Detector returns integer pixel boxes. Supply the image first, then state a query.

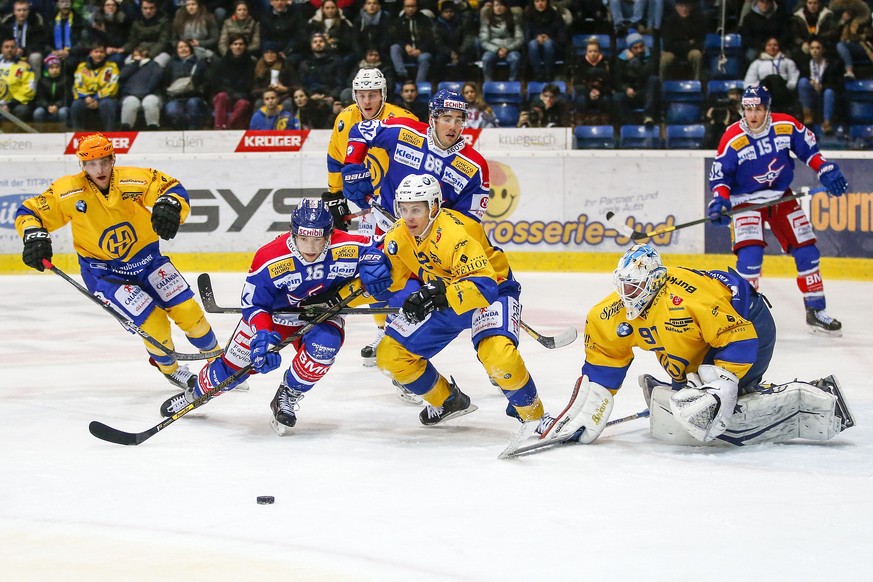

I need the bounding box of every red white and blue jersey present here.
[345,117,490,222]
[241,230,374,332]
[708,113,827,206]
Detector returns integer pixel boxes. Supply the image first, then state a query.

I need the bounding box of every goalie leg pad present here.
[650,386,710,445]
[546,376,614,444]
[670,365,739,442]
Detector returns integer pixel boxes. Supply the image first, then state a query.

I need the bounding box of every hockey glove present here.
[22,228,53,272]
[322,191,351,231]
[250,329,282,374]
[341,163,374,209]
[401,279,448,324]
[818,163,848,197]
[707,195,732,226]
[298,288,342,322]
[358,250,392,298]
[151,195,183,240]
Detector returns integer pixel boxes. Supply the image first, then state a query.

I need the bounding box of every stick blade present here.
[89,421,148,446]
[543,327,578,349]
[197,273,219,313]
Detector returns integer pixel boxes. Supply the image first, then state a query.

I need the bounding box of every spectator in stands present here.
[124,0,172,68]
[831,0,872,80]
[291,85,332,128]
[479,0,522,82]
[163,38,209,129]
[608,0,665,36]
[388,0,434,84]
[353,0,392,60]
[659,0,704,81]
[798,36,843,134]
[703,85,741,148]
[252,42,299,109]
[47,0,86,75]
[462,81,498,128]
[612,29,659,126]
[172,0,219,61]
[298,31,343,100]
[118,43,163,129]
[210,33,255,128]
[306,0,357,80]
[518,82,571,127]
[218,0,261,56]
[744,36,800,114]
[260,0,305,67]
[392,78,428,118]
[343,46,396,102]
[432,0,478,82]
[2,0,46,73]
[572,35,612,125]
[523,0,567,82]
[205,0,234,25]
[0,36,36,120]
[33,54,70,125]
[70,42,120,130]
[787,0,838,64]
[85,0,130,67]
[249,85,297,128]
[738,0,789,64]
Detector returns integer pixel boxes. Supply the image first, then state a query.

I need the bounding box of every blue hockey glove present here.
[22,228,52,271]
[341,163,374,209]
[818,163,848,197]
[402,279,448,324]
[359,250,392,298]
[151,194,182,239]
[250,329,282,374]
[707,195,732,226]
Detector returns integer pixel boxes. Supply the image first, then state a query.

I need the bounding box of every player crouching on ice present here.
[543,244,853,447]
[160,198,392,435]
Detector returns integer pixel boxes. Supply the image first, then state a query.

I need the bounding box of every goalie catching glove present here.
[402,279,448,324]
[250,329,282,373]
[341,163,374,209]
[669,364,739,442]
[22,228,53,271]
[151,195,183,240]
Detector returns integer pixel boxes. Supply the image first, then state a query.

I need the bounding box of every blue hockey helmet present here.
[291,198,333,238]
[429,89,467,120]
[613,244,667,320]
[741,85,771,110]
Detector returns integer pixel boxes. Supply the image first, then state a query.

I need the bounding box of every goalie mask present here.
[394,174,442,236]
[352,68,387,118]
[613,244,667,320]
[290,198,333,259]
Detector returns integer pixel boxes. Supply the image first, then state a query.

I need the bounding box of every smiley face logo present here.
[485,160,520,220]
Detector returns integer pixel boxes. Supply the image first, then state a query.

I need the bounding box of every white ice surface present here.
[1,271,871,581]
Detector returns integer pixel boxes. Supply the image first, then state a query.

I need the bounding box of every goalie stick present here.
[45,260,222,361]
[197,273,399,315]
[88,287,366,446]
[606,187,825,241]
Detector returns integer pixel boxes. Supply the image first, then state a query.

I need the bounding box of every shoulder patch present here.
[774,123,793,135]
[268,258,295,278]
[730,135,750,150]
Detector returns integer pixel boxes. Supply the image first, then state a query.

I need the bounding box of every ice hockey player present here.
[324,67,417,367]
[708,84,848,336]
[159,198,392,435]
[15,133,220,390]
[547,244,853,447]
[372,174,554,442]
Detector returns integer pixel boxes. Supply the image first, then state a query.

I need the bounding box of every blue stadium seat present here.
[662,80,703,124]
[574,125,615,149]
[527,80,568,100]
[846,80,873,124]
[437,81,463,93]
[483,81,523,105]
[417,82,433,103]
[619,125,662,149]
[707,79,744,100]
[665,124,706,149]
[492,103,520,127]
[704,33,743,80]
[849,124,873,149]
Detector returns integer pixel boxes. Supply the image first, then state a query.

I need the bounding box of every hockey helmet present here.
[613,244,667,320]
[76,133,114,161]
[394,174,442,224]
[291,198,334,239]
[741,85,771,111]
[428,89,467,120]
[352,68,387,104]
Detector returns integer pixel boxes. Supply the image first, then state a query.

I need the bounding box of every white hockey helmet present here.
[613,244,667,320]
[394,174,442,230]
[352,68,387,113]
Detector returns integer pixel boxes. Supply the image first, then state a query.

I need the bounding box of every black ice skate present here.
[812,375,855,431]
[360,327,385,367]
[160,388,195,418]
[163,363,197,391]
[270,384,305,436]
[806,308,842,337]
[419,380,477,426]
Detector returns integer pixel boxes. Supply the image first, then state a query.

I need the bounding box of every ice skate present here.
[419,380,477,426]
[270,384,305,436]
[360,327,385,367]
[394,380,423,405]
[806,308,842,337]
[160,387,195,418]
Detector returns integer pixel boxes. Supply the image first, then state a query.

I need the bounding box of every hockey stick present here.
[606,187,825,241]
[88,288,366,446]
[499,409,651,459]
[196,273,399,315]
[44,260,222,361]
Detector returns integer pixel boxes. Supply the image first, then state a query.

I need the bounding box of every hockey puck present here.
[256,496,275,505]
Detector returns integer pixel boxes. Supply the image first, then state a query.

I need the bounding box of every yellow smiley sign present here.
[485,160,520,220]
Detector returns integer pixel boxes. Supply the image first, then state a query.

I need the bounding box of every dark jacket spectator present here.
[298,31,343,99]
[2,0,47,72]
[739,0,790,63]
[788,0,839,62]
[119,51,164,98]
[171,0,220,60]
[518,82,571,127]
[124,0,172,65]
[432,0,477,81]
[354,0,392,58]
[83,0,131,66]
[218,0,261,56]
[522,0,567,82]
[659,0,706,81]
[251,44,301,107]
[260,0,305,65]
[209,33,256,127]
[162,39,210,129]
[306,0,357,78]
[572,36,612,124]
[291,85,332,129]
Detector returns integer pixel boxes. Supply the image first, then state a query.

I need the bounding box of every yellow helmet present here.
[76,133,114,161]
